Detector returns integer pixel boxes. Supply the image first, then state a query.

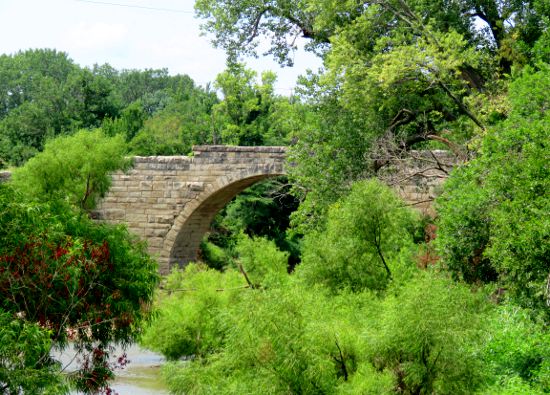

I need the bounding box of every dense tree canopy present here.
[436,65,550,313]
[0,0,548,392]
[196,0,550,231]
[196,0,550,69]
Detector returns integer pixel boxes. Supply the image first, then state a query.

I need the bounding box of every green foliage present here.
[159,281,372,395]
[211,64,292,146]
[0,50,128,166]
[0,51,220,168]
[102,100,147,140]
[197,0,549,234]
[129,94,216,156]
[297,179,419,292]
[146,261,497,395]
[129,107,190,156]
[196,0,548,70]
[287,85,374,232]
[141,264,246,361]
[436,65,550,312]
[199,240,231,271]
[11,129,129,211]
[366,272,490,394]
[433,161,496,283]
[64,67,119,129]
[480,306,550,393]
[0,309,67,394]
[0,183,158,393]
[235,234,289,288]
[203,178,300,269]
[195,0,328,65]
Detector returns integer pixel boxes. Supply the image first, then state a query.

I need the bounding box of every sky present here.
[0,0,322,94]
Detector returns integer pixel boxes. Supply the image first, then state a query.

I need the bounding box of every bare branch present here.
[245,9,268,45]
[334,339,349,381]
[437,81,485,131]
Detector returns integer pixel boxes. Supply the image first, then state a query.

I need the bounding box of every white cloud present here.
[138,36,226,84]
[64,22,129,51]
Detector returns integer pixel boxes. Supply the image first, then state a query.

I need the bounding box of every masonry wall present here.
[381,150,456,215]
[93,146,286,273]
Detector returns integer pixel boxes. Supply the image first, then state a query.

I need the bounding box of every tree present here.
[129,94,216,156]
[435,64,550,313]
[211,64,288,146]
[0,49,80,165]
[140,263,245,362]
[0,183,159,393]
[198,1,550,231]
[195,0,332,65]
[364,271,491,394]
[196,0,549,71]
[1,127,159,392]
[11,129,129,211]
[296,179,419,292]
[64,67,120,129]
[102,100,147,141]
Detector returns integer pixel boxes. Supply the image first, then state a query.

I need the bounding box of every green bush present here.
[436,65,550,312]
[0,309,68,394]
[152,269,498,395]
[200,239,231,271]
[235,234,289,288]
[159,281,376,394]
[11,128,129,211]
[296,178,419,292]
[141,264,246,361]
[366,272,491,394]
[0,183,158,393]
[480,305,550,394]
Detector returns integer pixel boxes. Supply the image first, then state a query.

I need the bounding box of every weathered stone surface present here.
[94,146,288,273]
[0,171,11,182]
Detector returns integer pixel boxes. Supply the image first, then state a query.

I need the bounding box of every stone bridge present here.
[93,146,454,274]
[0,146,454,273]
[93,146,286,273]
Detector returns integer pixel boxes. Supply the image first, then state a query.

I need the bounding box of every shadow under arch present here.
[162,166,285,270]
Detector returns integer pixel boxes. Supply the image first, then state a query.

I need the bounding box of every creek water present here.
[55,344,169,394]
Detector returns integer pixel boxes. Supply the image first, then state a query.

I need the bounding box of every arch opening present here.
[164,172,285,270]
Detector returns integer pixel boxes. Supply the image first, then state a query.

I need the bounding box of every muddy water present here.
[56,344,169,394]
[109,345,169,394]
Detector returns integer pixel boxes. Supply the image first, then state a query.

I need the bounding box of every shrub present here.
[436,65,550,313]
[296,178,419,292]
[11,129,129,211]
[0,184,158,393]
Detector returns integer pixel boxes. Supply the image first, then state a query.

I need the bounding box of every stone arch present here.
[161,166,285,270]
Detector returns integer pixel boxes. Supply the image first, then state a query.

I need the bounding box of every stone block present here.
[147,237,164,249]
[147,215,174,225]
[140,181,153,189]
[172,181,186,190]
[187,182,204,191]
[126,213,147,223]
